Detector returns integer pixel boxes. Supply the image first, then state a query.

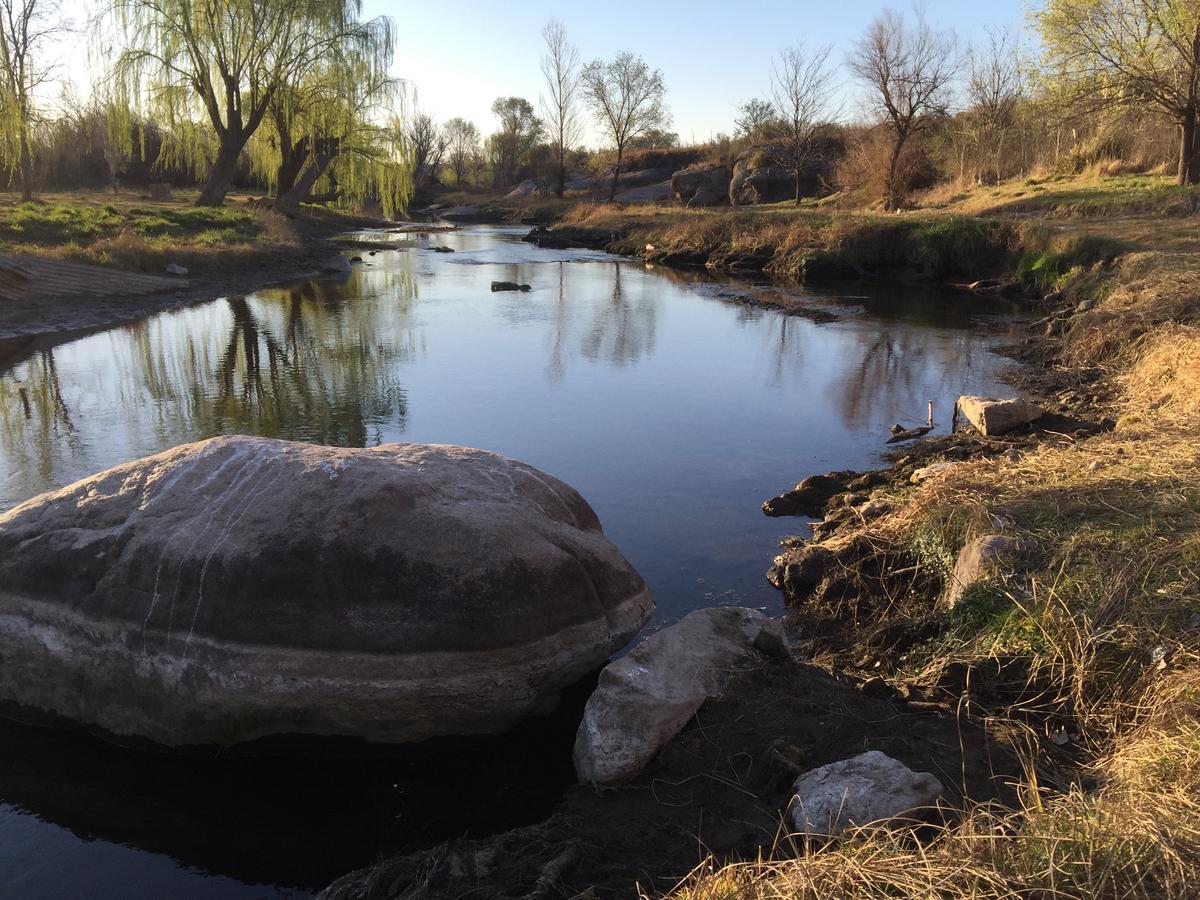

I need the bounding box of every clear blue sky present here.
[373,0,1029,144]
[56,0,1029,144]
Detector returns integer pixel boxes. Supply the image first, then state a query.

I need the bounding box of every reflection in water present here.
[0,226,1018,898]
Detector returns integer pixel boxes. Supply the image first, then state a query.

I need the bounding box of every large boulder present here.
[0,436,653,748]
[612,182,673,204]
[789,750,944,835]
[671,164,730,204]
[729,147,795,205]
[957,395,1044,436]
[573,607,783,784]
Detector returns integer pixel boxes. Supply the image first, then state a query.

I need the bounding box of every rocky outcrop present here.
[789,750,944,835]
[730,148,794,205]
[671,164,730,204]
[957,396,1044,436]
[573,607,784,784]
[0,436,653,747]
[505,178,543,199]
[613,182,672,203]
[687,188,723,208]
[945,534,1024,607]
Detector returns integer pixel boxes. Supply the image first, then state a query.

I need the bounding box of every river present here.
[0,224,1018,897]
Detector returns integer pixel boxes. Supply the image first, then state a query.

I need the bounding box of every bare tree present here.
[0,0,69,200]
[771,43,838,203]
[408,111,447,187]
[734,98,778,139]
[540,18,581,198]
[965,26,1022,185]
[580,52,668,201]
[849,7,958,208]
[443,116,480,185]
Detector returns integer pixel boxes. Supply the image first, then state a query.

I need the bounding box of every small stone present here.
[945,534,1024,607]
[165,263,188,276]
[911,462,956,484]
[854,499,893,522]
[789,751,944,836]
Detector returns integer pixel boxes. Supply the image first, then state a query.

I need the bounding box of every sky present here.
[54,0,1029,146]
[375,0,1029,144]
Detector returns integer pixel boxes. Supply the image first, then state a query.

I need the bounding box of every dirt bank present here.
[322,654,1018,900]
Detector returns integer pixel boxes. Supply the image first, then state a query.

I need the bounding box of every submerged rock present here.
[491,281,532,292]
[0,436,653,747]
[573,607,784,784]
[789,750,944,835]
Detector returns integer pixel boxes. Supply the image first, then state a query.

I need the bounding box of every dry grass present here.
[666,669,1200,899]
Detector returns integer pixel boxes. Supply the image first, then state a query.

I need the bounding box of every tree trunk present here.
[608,147,623,202]
[1179,109,1198,185]
[18,126,34,202]
[276,135,309,197]
[794,168,802,205]
[556,148,566,199]
[885,134,907,210]
[275,143,337,214]
[197,139,244,207]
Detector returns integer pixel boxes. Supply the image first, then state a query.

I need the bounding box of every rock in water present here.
[789,750,943,835]
[0,436,653,748]
[573,607,784,784]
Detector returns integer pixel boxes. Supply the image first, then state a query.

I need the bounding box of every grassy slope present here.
[662,173,1200,898]
[0,190,382,279]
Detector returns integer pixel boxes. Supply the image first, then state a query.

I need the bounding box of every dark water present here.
[0,225,1018,897]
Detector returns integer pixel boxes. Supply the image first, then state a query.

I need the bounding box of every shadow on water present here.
[0,226,1024,896]
[0,674,596,894]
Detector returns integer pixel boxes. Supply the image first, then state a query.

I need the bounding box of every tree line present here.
[1,1,1198,212]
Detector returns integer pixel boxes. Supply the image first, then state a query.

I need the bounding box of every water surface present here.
[0,225,1017,896]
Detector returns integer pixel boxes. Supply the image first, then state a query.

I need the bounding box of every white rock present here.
[789,750,943,835]
[957,396,1043,436]
[573,607,782,784]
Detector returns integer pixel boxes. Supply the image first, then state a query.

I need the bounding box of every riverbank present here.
[666,187,1200,896]
[322,173,1200,898]
[0,191,400,346]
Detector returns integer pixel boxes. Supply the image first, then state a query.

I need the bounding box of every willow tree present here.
[0,0,67,200]
[246,16,410,215]
[111,0,390,207]
[1039,0,1200,184]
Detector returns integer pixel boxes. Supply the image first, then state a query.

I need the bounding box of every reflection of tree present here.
[581,262,658,365]
[0,351,83,496]
[0,273,420,507]
[545,262,567,383]
[832,327,985,430]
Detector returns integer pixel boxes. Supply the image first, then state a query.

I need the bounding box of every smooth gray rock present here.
[671,164,730,203]
[789,750,943,835]
[957,395,1044,436]
[0,436,653,747]
[613,182,673,204]
[574,607,782,784]
[945,534,1024,607]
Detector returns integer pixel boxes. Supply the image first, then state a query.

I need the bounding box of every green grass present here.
[0,200,262,246]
